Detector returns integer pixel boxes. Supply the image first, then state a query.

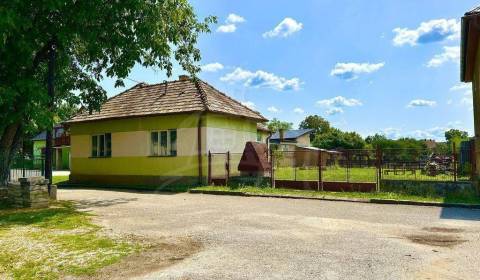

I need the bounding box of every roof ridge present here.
[199,80,264,117]
[194,79,209,111]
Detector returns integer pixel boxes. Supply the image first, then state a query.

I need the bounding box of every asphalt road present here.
[60,189,480,280]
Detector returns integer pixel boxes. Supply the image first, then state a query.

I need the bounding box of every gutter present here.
[197,112,205,185]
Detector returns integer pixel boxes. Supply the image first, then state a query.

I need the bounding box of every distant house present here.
[269,129,314,151]
[256,123,271,144]
[460,7,480,177]
[32,125,71,170]
[65,76,267,186]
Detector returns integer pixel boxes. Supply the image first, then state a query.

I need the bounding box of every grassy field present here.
[52,176,69,185]
[274,167,468,182]
[193,186,480,205]
[0,201,141,279]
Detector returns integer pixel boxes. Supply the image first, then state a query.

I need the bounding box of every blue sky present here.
[100,0,477,141]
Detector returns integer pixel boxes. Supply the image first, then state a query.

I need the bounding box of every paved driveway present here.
[60,189,480,280]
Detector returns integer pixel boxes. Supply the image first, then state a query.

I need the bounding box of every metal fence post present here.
[226,151,230,186]
[207,151,212,185]
[346,150,350,183]
[270,149,275,189]
[41,157,45,176]
[453,142,457,183]
[375,147,382,192]
[318,150,323,191]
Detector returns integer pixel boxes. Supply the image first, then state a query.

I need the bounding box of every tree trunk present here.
[0,123,23,185]
[45,45,55,188]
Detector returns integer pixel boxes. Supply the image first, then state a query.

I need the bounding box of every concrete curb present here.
[189,189,480,209]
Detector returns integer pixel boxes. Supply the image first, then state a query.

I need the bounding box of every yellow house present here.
[461,7,480,178]
[66,76,267,186]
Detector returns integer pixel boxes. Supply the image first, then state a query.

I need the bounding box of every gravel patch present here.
[60,189,480,279]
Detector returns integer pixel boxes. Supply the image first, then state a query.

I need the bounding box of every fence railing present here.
[8,156,44,182]
[207,146,475,191]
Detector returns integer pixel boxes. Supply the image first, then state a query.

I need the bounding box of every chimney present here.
[279,129,285,142]
[179,75,190,81]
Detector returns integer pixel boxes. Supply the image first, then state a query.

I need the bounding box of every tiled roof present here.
[32,126,65,141]
[465,6,480,15]
[270,129,314,140]
[256,123,270,132]
[67,78,267,123]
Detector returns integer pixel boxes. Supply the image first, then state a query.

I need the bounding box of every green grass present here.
[52,176,69,185]
[0,201,141,279]
[193,185,480,205]
[274,167,469,182]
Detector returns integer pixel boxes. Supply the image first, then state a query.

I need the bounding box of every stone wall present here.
[8,177,50,208]
[380,179,476,197]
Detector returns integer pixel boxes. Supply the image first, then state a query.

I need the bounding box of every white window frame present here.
[150,130,177,156]
[91,133,111,157]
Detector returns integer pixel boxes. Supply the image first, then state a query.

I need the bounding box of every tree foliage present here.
[0,0,216,184]
[312,128,365,150]
[267,118,293,133]
[299,115,330,135]
[445,129,469,142]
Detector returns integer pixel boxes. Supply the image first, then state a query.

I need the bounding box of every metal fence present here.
[208,145,475,192]
[8,155,44,182]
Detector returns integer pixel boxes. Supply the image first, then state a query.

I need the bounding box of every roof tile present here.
[68,79,267,123]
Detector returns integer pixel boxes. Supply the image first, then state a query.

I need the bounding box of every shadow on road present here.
[73,197,139,209]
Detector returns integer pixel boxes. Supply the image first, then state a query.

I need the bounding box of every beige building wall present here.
[296,134,311,147]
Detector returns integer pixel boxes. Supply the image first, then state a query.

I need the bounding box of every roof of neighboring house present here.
[67,78,267,124]
[32,126,66,141]
[256,123,270,132]
[461,6,480,82]
[270,129,313,141]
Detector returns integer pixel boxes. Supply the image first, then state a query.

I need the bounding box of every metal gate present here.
[207,152,230,186]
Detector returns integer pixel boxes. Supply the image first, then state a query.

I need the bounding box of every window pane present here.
[151,132,159,155]
[92,136,98,157]
[99,134,105,157]
[170,130,177,156]
[160,131,168,156]
[105,133,112,157]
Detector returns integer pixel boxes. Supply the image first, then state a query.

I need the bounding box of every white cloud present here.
[220,67,302,91]
[317,96,362,116]
[317,96,363,107]
[392,19,460,46]
[241,101,256,110]
[377,122,469,141]
[201,62,224,72]
[325,107,344,116]
[293,107,304,114]
[216,24,236,33]
[450,83,471,91]
[427,46,460,68]
[226,13,245,24]
[217,13,245,33]
[407,99,437,108]
[330,62,385,80]
[267,106,280,113]
[263,17,303,38]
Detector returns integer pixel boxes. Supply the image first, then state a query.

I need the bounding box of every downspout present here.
[194,78,209,186]
[197,112,205,185]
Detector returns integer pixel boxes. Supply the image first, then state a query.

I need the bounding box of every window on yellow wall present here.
[150,130,177,156]
[91,133,111,157]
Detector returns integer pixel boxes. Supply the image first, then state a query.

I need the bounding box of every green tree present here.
[299,115,330,135]
[267,118,293,133]
[313,128,365,150]
[0,1,216,184]
[445,129,469,142]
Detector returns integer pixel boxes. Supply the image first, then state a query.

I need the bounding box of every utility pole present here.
[44,42,56,193]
